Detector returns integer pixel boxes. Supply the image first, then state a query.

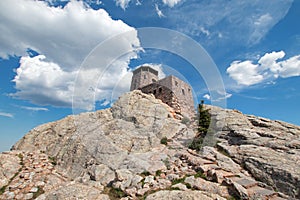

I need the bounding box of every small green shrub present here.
[185,183,192,189]
[194,171,207,180]
[141,171,151,176]
[155,170,162,176]
[171,177,185,185]
[48,156,57,166]
[160,137,168,145]
[189,100,212,151]
[188,136,203,151]
[0,185,7,195]
[109,187,127,198]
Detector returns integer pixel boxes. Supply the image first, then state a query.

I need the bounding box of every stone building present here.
[130,66,195,119]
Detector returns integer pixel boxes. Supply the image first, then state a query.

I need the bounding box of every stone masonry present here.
[130,66,195,119]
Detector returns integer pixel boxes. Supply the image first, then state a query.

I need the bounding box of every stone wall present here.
[140,83,181,118]
[130,66,159,91]
[157,76,195,119]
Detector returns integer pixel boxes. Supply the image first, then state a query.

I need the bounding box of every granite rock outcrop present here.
[0,90,298,199]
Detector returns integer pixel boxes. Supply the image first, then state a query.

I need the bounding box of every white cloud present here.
[18,106,49,112]
[155,4,165,18]
[0,112,14,118]
[12,55,77,107]
[250,13,274,44]
[199,27,210,36]
[115,0,131,10]
[0,0,138,69]
[258,50,285,74]
[202,90,232,102]
[278,55,300,78]
[1,0,141,110]
[218,90,232,98]
[133,63,166,79]
[227,60,263,86]
[168,0,292,45]
[162,0,182,7]
[227,51,300,86]
[203,94,211,100]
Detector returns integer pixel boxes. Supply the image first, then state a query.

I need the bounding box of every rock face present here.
[12,91,193,178]
[1,90,299,199]
[206,105,300,199]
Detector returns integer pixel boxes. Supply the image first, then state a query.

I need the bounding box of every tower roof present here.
[133,66,158,76]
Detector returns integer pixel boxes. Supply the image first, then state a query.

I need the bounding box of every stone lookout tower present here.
[130,65,195,119]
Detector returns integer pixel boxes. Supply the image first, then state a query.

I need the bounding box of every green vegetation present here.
[226,196,237,200]
[18,153,24,166]
[0,185,7,195]
[188,137,204,151]
[160,137,168,145]
[185,183,192,189]
[104,187,127,199]
[141,171,151,176]
[155,170,162,176]
[189,100,211,151]
[48,156,57,166]
[197,100,211,134]
[171,177,185,185]
[194,171,207,180]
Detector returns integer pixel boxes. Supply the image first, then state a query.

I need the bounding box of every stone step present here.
[212,169,239,183]
[247,186,277,198]
[199,164,222,173]
[235,178,258,189]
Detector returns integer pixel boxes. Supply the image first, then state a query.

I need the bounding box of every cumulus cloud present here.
[12,55,77,107]
[227,51,300,86]
[0,0,137,69]
[0,112,14,118]
[226,61,263,86]
[162,0,182,7]
[0,0,141,110]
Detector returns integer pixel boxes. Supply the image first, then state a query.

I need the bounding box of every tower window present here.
[144,75,147,79]
[175,81,178,86]
[182,89,185,95]
[153,89,156,95]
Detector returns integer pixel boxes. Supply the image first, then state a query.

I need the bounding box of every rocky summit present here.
[0,90,299,200]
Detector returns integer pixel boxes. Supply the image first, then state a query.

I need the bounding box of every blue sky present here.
[0,0,300,152]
